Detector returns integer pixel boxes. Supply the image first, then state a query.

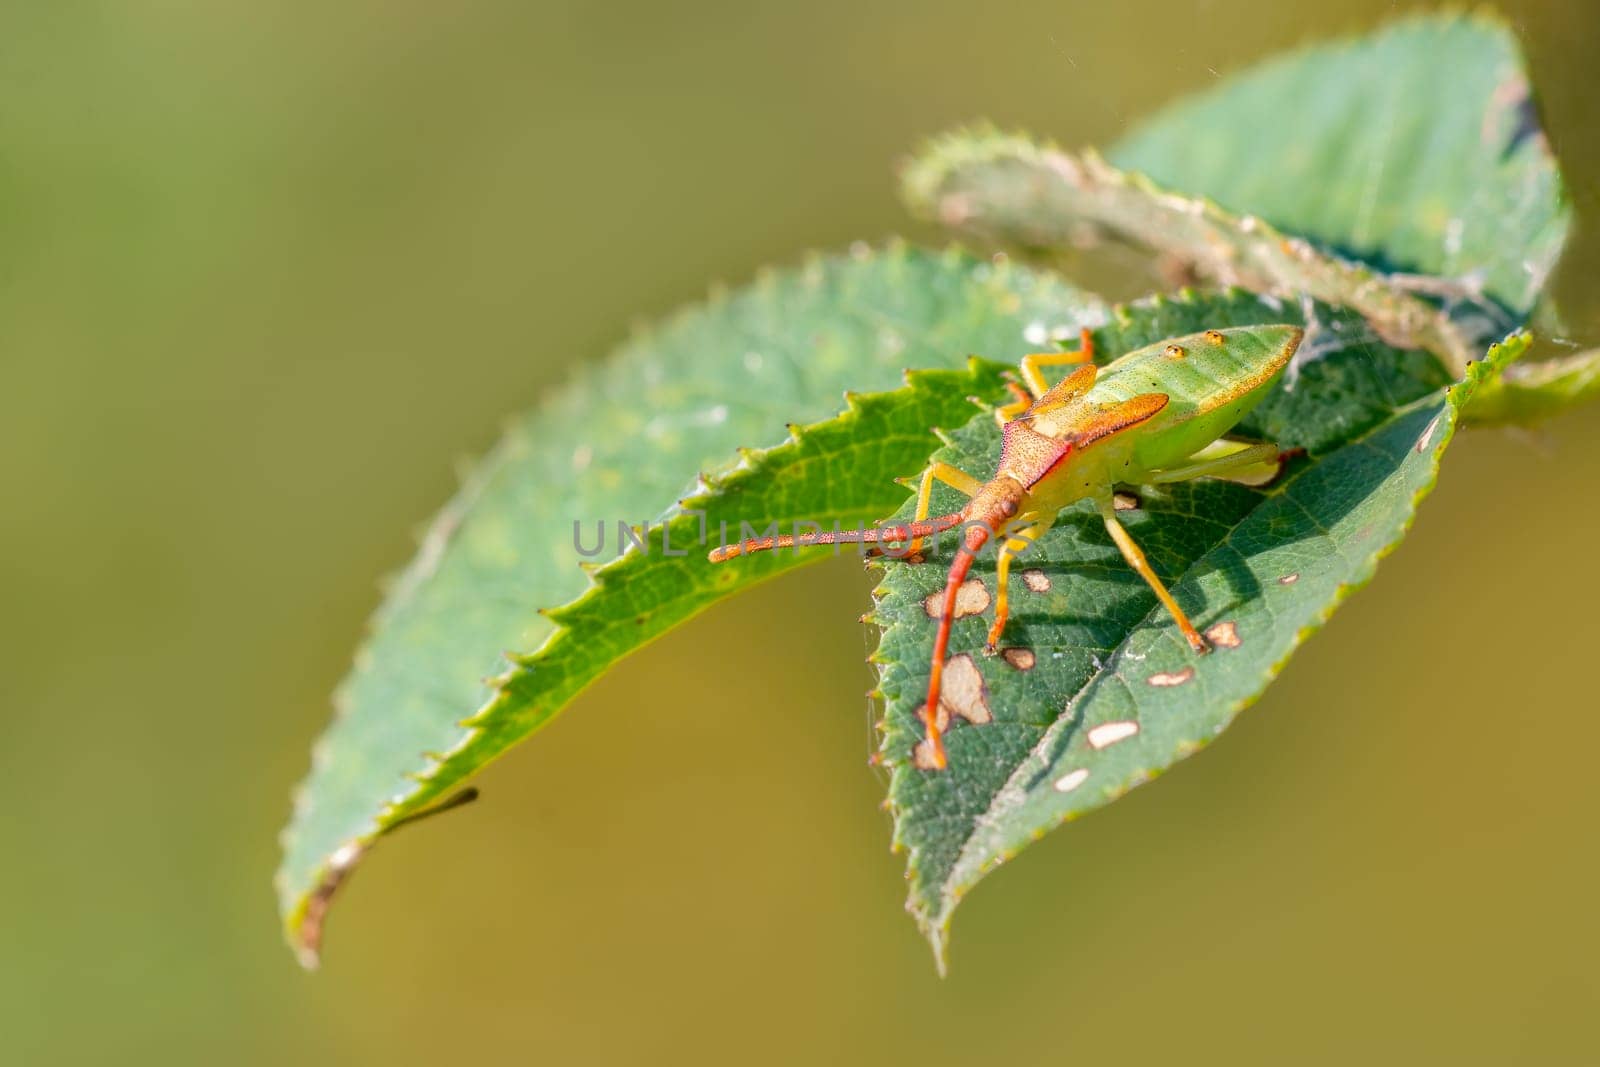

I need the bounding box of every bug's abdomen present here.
[1087,325,1302,469]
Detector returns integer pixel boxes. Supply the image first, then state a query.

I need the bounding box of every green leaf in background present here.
[903,136,1481,375]
[865,288,1526,967]
[902,12,1584,423]
[277,245,1096,964]
[1112,11,1567,319]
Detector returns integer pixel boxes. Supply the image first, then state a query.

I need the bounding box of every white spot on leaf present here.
[911,740,943,771]
[1204,621,1241,649]
[1087,720,1140,749]
[1053,768,1089,793]
[1147,667,1195,688]
[926,579,990,619]
[1416,414,1443,453]
[939,654,992,724]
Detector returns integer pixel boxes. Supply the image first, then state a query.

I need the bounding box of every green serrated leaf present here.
[867,288,1524,969]
[277,245,1096,965]
[1112,11,1568,318]
[902,13,1579,423]
[1463,346,1600,426]
[904,133,1479,376]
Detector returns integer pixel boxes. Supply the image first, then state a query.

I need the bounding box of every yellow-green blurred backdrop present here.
[5,2,1599,1063]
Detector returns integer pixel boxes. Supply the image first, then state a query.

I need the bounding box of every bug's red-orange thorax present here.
[997,417,1073,491]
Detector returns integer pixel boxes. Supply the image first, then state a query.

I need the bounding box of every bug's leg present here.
[1019,326,1096,398]
[917,526,992,770]
[1148,441,1286,486]
[983,518,1052,655]
[904,462,982,557]
[1097,499,1209,654]
[993,382,1033,426]
[997,345,1099,427]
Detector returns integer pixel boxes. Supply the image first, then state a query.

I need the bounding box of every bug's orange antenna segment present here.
[1097,500,1208,654]
[983,519,1052,654]
[707,513,966,562]
[1017,326,1095,398]
[917,522,994,769]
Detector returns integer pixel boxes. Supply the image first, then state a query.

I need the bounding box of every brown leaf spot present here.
[924,578,990,619]
[1020,569,1051,593]
[1147,667,1195,688]
[1278,572,1299,586]
[1203,330,1226,345]
[939,653,992,724]
[294,840,370,970]
[1001,647,1036,670]
[1204,621,1241,649]
[1164,343,1186,359]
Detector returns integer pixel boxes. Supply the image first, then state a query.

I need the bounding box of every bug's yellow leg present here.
[1019,326,1096,398]
[1097,501,1209,654]
[993,382,1033,427]
[907,462,983,556]
[1148,441,1285,485]
[983,518,1052,654]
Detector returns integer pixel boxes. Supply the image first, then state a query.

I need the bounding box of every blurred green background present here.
[5,1,1599,1063]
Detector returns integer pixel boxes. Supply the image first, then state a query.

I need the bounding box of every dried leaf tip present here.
[292,839,370,970]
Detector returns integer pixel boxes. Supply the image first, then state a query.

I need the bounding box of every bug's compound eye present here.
[1203,330,1226,345]
[1164,344,1186,359]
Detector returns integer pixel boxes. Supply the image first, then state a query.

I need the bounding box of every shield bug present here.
[710,324,1302,769]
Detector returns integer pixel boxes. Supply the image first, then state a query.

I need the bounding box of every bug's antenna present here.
[708,513,964,561]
